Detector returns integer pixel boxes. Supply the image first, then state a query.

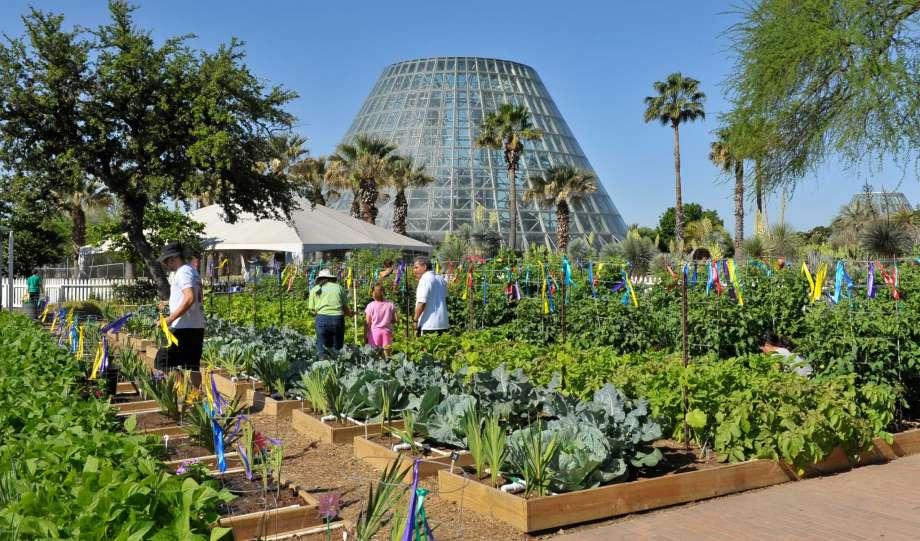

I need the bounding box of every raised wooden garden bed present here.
[164,452,245,475]
[439,429,920,533]
[212,372,263,405]
[290,408,403,445]
[115,399,160,416]
[215,474,343,541]
[247,390,304,420]
[116,381,139,394]
[353,434,474,483]
[140,424,188,439]
[438,459,795,532]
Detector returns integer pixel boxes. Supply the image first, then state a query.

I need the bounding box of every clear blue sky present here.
[3,0,918,232]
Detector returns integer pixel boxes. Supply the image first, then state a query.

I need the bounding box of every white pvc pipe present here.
[392,442,414,452]
[500,480,525,493]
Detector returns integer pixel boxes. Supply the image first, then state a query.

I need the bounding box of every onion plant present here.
[463,407,485,479]
[483,414,507,487]
[353,456,410,541]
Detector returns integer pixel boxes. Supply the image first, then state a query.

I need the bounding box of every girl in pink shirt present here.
[365,285,397,353]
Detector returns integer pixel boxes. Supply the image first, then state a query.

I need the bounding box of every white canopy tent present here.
[189,201,432,259]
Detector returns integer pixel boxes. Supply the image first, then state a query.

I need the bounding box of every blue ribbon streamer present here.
[588,262,596,298]
[706,263,714,295]
[832,260,854,303]
[867,262,877,299]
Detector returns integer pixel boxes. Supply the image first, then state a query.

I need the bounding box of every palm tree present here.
[709,130,744,255]
[266,133,309,175]
[65,179,114,271]
[290,157,336,208]
[644,73,706,251]
[644,72,705,450]
[475,103,543,251]
[523,165,597,252]
[388,156,434,236]
[327,135,396,224]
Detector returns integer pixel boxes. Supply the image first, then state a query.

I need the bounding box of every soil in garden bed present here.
[216,472,304,517]
[366,432,458,461]
[250,414,523,540]
[123,411,180,431]
[634,439,724,480]
[162,441,213,462]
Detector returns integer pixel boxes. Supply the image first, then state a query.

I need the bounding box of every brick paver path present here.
[560,454,920,540]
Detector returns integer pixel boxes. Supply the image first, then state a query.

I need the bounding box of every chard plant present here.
[483,414,507,487]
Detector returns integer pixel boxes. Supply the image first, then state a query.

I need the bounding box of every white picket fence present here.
[1,278,134,307]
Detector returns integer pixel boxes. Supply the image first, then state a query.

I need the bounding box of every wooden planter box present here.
[115,399,160,416]
[140,425,188,439]
[145,344,159,363]
[217,483,345,541]
[438,459,795,532]
[128,336,147,353]
[212,372,263,405]
[247,390,304,420]
[164,452,245,475]
[438,429,920,533]
[290,409,403,445]
[891,427,920,456]
[116,381,139,395]
[354,435,473,483]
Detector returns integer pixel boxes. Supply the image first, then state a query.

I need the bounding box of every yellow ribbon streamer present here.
[202,368,216,408]
[726,260,744,306]
[812,263,828,303]
[217,258,229,270]
[541,266,549,315]
[40,304,50,323]
[76,325,85,359]
[50,312,59,333]
[801,262,816,301]
[89,342,104,380]
[624,273,639,308]
[159,314,179,347]
[346,267,353,289]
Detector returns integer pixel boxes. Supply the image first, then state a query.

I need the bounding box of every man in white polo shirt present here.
[412,255,449,336]
[158,242,205,370]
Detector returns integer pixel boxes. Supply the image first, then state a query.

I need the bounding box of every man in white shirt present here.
[413,255,449,336]
[158,242,205,370]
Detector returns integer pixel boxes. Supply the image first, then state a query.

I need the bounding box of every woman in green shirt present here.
[308,268,351,358]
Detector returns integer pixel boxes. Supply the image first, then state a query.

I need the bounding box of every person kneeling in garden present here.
[365,284,397,355]
[309,268,351,358]
[158,242,205,370]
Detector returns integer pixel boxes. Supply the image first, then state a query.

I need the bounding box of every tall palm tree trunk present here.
[359,178,378,224]
[672,122,691,450]
[393,189,408,235]
[734,160,744,256]
[507,163,518,251]
[556,201,570,253]
[70,206,86,278]
[349,191,360,219]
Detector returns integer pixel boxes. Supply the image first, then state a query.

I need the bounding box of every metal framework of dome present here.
[331,56,627,248]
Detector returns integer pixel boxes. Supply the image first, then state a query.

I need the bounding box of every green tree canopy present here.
[726,0,920,184]
[656,203,723,250]
[0,1,299,298]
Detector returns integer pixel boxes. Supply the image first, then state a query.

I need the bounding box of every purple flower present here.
[175,457,199,475]
[152,369,166,382]
[317,491,341,520]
